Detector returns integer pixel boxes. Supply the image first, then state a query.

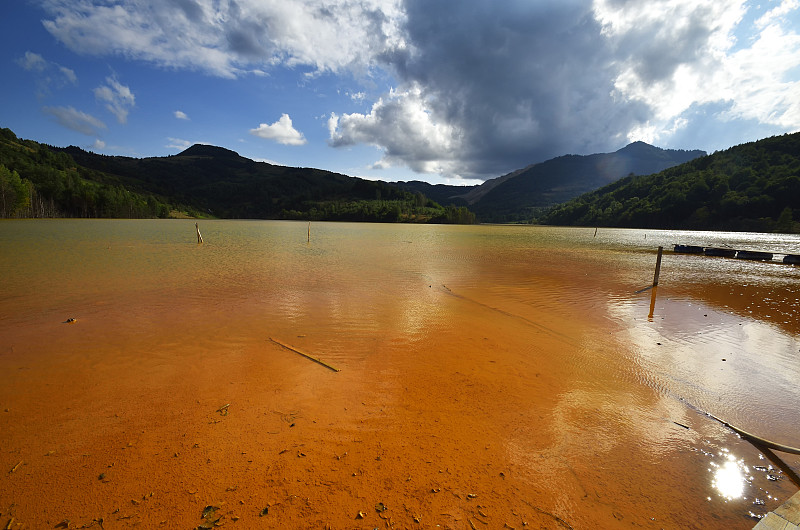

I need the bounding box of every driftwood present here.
[269,338,339,372]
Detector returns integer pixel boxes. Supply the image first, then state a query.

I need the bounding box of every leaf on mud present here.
[201,505,219,519]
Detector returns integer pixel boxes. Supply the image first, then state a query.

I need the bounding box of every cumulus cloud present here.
[43,105,106,135]
[329,85,461,174]
[174,110,189,120]
[90,139,106,150]
[17,50,77,94]
[250,114,307,145]
[94,75,135,124]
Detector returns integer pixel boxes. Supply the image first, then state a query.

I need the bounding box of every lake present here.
[1,219,798,528]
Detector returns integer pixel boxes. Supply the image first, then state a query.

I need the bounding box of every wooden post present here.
[307,221,310,243]
[652,246,663,286]
[196,222,203,244]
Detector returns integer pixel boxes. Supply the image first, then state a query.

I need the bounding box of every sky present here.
[1,0,799,186]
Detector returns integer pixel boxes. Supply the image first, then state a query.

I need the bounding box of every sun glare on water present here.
[711,453,748,500]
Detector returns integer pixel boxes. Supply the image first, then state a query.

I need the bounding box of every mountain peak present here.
[177,144,242,159]
[617,141,659,156]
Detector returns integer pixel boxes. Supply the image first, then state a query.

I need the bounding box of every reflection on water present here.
[711,451,747,500]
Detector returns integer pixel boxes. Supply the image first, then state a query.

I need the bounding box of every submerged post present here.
[652,246,663,286]
[196,222,203,244]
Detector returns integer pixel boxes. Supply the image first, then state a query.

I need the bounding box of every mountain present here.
[540,132,800,233]
[55,143,475,222]
[397,142,706,222]
[0,128,475,223]
[470,142,706,222]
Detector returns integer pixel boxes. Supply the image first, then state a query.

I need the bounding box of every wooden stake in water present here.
[648,285,658,321]
[195,222,203,244]
[308,221,310,243]
[652,246,663,286]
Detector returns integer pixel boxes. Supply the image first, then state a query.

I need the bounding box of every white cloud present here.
[94,75,135,124]
[90,139,106,150]
[43,105,106,135]
[59,66,77,84]
[594,0,800,146]
[18,51,47,72]
[250,114,307,145]
[38,0,407,78]
[166,137,192,150]
[756,0,800,28]
[17,50,77,92]
[174,110,190,120]
[329,84,462,175]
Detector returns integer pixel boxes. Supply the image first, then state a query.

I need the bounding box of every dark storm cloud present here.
[367,0,650,176]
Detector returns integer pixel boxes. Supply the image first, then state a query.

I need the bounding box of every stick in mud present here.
[269,337,339,372]
[196,222,203,244]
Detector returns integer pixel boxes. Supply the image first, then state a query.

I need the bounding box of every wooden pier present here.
[674,244,800,264]
[754,490,800,529]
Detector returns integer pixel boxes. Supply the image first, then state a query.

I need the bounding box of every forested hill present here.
[540,132,800,233]
[398,142,706,223]
[0,128,475,223]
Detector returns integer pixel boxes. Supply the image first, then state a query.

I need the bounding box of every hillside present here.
[470,142,706,222]
[540,132,800,233]
[58,143,474,222]
[398,142,705,222]
[0,128,173,218]
[0,128,475,223]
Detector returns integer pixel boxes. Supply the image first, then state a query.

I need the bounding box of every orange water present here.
[1,219,798,528]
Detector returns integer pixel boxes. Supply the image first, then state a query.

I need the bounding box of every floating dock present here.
[674,245,799,264]
[753,490,800,529]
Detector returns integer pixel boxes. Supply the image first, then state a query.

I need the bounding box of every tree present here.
[0,164,29,218]
[775,206,794,233]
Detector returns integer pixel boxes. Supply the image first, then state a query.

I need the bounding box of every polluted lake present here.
[1,220,798,528]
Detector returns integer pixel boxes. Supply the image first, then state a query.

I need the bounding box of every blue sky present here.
[2,0,799,186]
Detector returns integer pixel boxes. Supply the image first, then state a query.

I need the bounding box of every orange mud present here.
[1,224,798,530]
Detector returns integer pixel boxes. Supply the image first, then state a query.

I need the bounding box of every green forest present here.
[540,132,800,233]
[0,128,172,219]
[0,128,474,224]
